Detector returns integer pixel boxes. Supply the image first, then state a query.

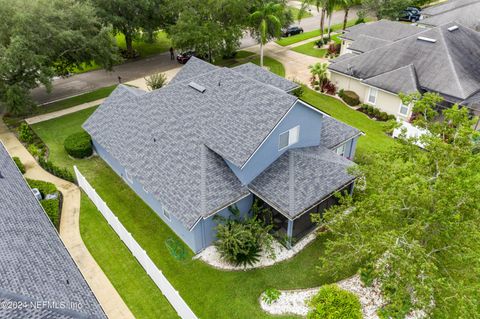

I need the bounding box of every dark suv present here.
[282,26,304,37]
[176,51,196,64]
[398,7,421,22]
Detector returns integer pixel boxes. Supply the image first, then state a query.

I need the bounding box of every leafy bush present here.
[27,179,58,197]
[41,199,60,229]
[64,132,92,159]
[27,144,41,159]
[358,104,396,122]
[146,73,168,90]
[291,80,304,98]
[12,156,25,174]
[262,288,281,305]
[326,43,340,58]
[214,200,274,267]
[18,122,34,144]
[307,285,362,319]
[339,90,360,106]
[38,157,75,183]
[321,80,337,95]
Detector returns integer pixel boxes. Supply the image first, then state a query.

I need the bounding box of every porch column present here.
[286,219,294,249]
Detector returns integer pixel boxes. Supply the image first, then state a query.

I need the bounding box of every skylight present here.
[188,81,206,93]
[417,36,437,43]
[448,25,459,32]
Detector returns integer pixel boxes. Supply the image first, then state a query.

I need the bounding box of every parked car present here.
[282,26,304,37]
[398,7,421,22]
[176,51,196,64]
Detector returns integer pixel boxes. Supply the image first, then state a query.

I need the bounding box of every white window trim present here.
[335,143,347,156]
[124,169,133,183]
[398,101,410,117]
[366,87,378,105]
[278,125,300,151]
[162,207,171,221]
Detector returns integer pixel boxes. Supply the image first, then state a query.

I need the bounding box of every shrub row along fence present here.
[74,166,198,319]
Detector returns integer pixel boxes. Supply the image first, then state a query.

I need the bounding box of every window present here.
[399,102,410,116]
[278,126,300,150]
[163,207,171,221]
[336,143,346,156]
[367,87,378,105]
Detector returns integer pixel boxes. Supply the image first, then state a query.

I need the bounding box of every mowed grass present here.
[31,104,364,319]
[289,6,313,20]
[301,87,396,157]
[215,53,285,77]
[291,41,327,58]
[276,18,371,46]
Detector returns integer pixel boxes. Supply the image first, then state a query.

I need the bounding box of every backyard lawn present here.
[215,52,285,77]
[29,85,394,318]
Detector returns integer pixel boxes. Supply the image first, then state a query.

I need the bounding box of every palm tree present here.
[309,62,328,86]
[338,0,359,30]
[249,2,285,67]
[326,0,337,39]
[299,0,328,40]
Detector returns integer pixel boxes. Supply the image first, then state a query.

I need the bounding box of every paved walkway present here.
[25,99,106,125]
[0,121,135,319]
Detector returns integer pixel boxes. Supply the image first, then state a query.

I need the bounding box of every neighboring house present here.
[329,22,480,123]
[0,143,106,319]
[419,0,480,31]
[83,57,362,253]
[338,20,423,55]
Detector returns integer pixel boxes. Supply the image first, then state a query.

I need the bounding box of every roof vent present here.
[417,36,437,43]
[0,170,3,179]
[188,81,206,93]
[448,25,459,32]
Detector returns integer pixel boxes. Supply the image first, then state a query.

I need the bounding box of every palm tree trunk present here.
[343,7,349,30]
[327,13,333,38]
[260,42,264,67]
[320,8,325,40]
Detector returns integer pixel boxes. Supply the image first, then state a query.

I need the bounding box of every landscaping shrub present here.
[38,157,75,183]
[262,288,281,305]
[13,156,25,174]
[18,122,34,144]
[326,43,340,58]
[64,132,92,159]
[339,90,360,106]
[214,200,274,267]
[291,81,305,98]
[358,104,396,122]
[27,179,58,197]
[307,285,362,319]
[321,80,337,95]
[41,199,60,229]
[145,73,168,90]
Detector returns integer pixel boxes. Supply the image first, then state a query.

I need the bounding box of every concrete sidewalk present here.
[0,121,135,319]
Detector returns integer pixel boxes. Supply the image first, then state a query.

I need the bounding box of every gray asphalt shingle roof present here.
[232,63,299,92]
[84,64,299,228]
[330,23,480,100]
[168,57,219,85]
[0,143,105,319]
[249,146,355,219]
[341,20,423,42]
[422,0,479,16]
[320,116,361,149]
[362,65,419,94]
[419,2,480,31]
[348,35,392,53]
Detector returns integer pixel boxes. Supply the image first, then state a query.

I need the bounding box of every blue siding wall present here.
[92,140,253,253]
[226,101,324,185]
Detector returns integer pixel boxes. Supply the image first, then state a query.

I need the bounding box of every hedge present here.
[38,157,75,183]
[27,179,58,197]
[13,157,25,174]
[358,104,396,122]
[307,285,362,319]
[41,199,60,229]
[338,90,360,106]
[64,131,93,159]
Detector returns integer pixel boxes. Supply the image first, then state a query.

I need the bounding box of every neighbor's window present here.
[336,143,346,156]
[367,87,378,105]
[163,207,171,221]
[279,126,300,150]
[399,102,410,116]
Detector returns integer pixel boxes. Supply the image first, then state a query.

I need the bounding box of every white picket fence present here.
[74,166,198,319]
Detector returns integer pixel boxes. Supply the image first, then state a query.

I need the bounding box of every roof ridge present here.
[438,26,465,97]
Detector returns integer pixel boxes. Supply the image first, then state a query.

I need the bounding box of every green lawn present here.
[30,97,375,318]
[276,18,371,46]
[301,88,396,157]
[291,41,327,58]
[289,6,313,20]
[215,53,285,77]
[73,31,171,74]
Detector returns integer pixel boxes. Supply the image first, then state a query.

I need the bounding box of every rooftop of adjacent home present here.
[83,58,360,229]
[0,142,106,319]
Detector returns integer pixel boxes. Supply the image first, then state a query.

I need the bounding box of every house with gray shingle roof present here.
[329,22,480,123]
[419,0,480,31]
[0,142,106,319]
[83,58,361,252]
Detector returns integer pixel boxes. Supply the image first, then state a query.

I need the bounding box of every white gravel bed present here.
[260,275,426,319]
[194,231,317,270]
